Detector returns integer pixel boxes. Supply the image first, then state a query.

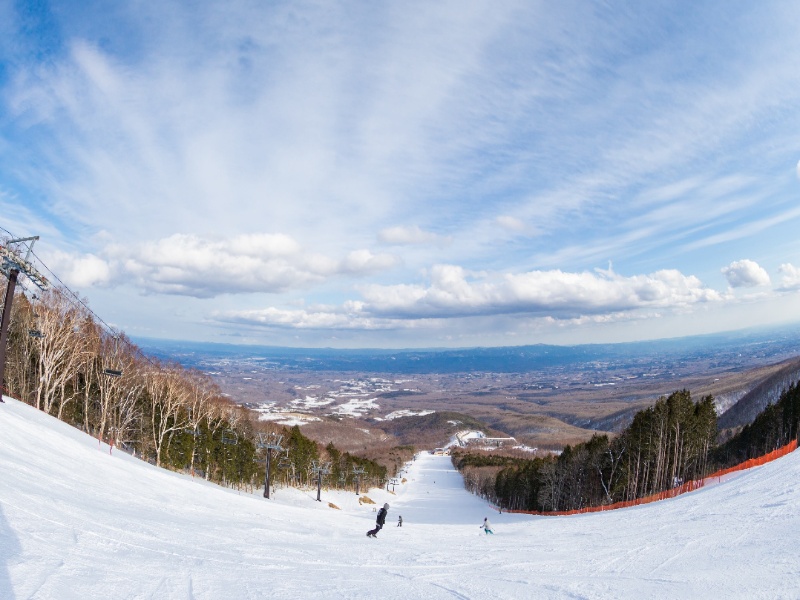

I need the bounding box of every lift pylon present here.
[0,236,49,399]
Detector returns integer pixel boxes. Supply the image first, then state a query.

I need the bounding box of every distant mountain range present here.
[135,323,800,375]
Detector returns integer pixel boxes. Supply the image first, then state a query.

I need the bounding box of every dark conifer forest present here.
[454,386,800,512]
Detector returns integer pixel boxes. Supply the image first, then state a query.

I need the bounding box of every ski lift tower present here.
[256,432,284,499]
[352,466,366,495]
[311,461,331,502]
[0,236,49,398]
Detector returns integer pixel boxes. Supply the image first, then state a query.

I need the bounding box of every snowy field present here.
[1,395,799,599]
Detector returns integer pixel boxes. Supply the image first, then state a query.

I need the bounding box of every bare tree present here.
[55,304,96,422]
[94,332,139,443]
[183,369,220,475]
[145,365,190,467]
[76,318,103,433]
[32,288,85,415]
[108,353,146,452]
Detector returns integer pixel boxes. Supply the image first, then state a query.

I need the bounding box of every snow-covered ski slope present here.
[1,396,799,600]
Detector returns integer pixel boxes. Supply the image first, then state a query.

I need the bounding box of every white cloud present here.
[46,251,112,289]
[43,233,398,298]
[216,264,723,331]
[340,249,399,274]
[778,263,800,291]
[378,226,444,246]
[214,303,431,331]
[721,259,771,288]
[218,306,365,330]
[358,264,721,319]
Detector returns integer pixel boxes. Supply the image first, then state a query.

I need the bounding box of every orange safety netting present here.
[505,438,798,517]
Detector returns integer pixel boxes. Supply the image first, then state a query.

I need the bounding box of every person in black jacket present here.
[367,503,389,537]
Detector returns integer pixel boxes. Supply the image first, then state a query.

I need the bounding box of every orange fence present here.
[506,438,798,517]
[703,439,797,480]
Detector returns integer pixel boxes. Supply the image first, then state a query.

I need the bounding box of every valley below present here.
[137,324,800,453]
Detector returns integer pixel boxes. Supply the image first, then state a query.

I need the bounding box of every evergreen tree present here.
[456,389,719,512]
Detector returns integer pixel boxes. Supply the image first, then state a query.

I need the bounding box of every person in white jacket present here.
[480,517,494,535]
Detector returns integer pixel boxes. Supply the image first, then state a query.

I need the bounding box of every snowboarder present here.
[480,517,494,535]
[367,503,389,537]
[397,515,403,527]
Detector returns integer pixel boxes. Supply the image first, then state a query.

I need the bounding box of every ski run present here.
[1,395,798,599]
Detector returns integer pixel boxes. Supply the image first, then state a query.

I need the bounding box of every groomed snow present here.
[1,395,799,599]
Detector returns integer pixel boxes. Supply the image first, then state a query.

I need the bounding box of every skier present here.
[480,517,494,535]
[397,515,403,527]
[367,503,389,538]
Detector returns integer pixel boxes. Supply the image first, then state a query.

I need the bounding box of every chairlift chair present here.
[102,334,124,378]
[277,450,292,470]
[221,430,238,445]
[29,303,44,338]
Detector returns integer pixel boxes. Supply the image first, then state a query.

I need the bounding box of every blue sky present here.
[1,0,799,348]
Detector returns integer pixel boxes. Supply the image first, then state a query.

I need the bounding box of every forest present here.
[454,384,800,513]
[2,286,401,494]
[5,282,799,511]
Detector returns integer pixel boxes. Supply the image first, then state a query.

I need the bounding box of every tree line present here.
[2,287,389,493]
[454,389,745,512]
[712,381,800,468]
[456,381,800,512]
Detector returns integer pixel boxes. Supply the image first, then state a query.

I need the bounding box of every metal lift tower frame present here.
[0,236,49,398]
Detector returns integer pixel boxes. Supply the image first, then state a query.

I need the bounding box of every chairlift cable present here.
[1,225,160,372]
[0,225,114,336]
[1,226,235,403]
[29,249,159,370]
